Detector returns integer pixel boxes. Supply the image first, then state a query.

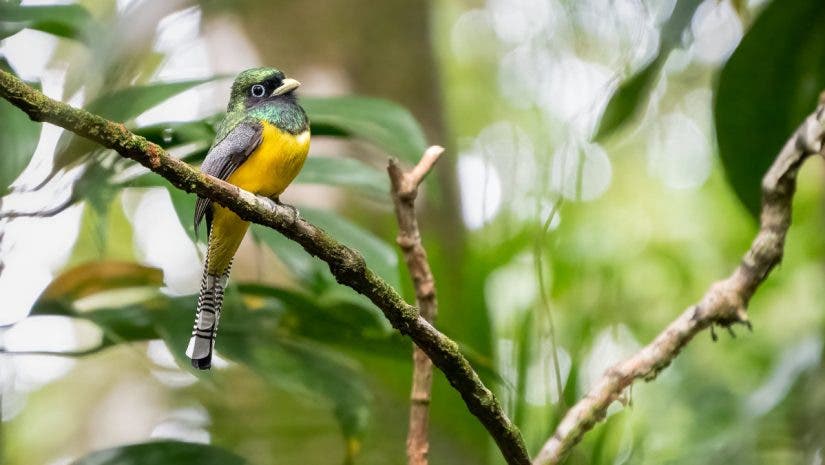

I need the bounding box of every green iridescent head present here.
[227,67,301,112]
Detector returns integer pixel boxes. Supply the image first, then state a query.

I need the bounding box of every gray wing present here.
[194,119,264,234]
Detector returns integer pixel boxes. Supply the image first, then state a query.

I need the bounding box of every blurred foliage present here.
[0,57,40,196]
[0,2,101,44]
[716,0,825,216]
[595,0,703,141]
[71,440,250,464]
[1,1,825,465]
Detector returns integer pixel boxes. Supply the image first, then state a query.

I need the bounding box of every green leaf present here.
[40,261,163,302]
[237,283,395,350]
[296,156,389,197]
[594,57,664,141]
[0,3,101,45]
[70,440,249,465]
[594,0,703,140]
[166,185,199,241]
[114,176,199,242]
[133,118,217,150]
[152,287,376,442]
[303,96,428,162]
[61,181,137,266]
[0,22,24,41]
[26,271,377,444]
[250,223,329,285]
[51,78,216,175]
[29,297,183,351]
[0,59,41,194]
[87,79,216,123]
[27,276,381,442]
[225,332,372,441]
[252,208,400,291]
[716,0,825,217]
[301,208,401,290]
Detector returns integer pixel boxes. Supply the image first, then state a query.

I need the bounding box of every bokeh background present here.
[1,0,825,464]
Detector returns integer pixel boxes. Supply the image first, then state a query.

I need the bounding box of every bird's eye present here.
[250,84,266,97]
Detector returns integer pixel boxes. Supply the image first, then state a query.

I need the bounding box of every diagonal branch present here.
[388,146,443,465]
[0,70,531,465]
[532,97,825,465]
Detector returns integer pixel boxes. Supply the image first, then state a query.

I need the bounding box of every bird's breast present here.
[226,121,310,197]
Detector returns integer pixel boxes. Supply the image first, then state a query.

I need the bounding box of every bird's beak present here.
[272,78,300,96]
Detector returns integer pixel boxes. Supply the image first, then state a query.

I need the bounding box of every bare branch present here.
[0,70,531,465]
[533,97,825,465]
[388,145,444,465]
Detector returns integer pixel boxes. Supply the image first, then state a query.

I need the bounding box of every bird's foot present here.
[272,196,300,222]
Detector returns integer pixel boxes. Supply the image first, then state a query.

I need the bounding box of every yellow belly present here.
[207,122,310,274]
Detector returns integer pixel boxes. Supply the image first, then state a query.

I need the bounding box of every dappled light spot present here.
[1,358,26,421]
[487,0,554,44]
[476,121,538,219]
[150,406,211,444]
[147,340,198,387]
[580,324,641,395]
[691,0,743,65]
[574,0,659,70]
[525,342,571,406]
[540,54,614,136]
[0,29,56,81]
[154,7,202,53]
[485,253,538,330]
[89,379,166,447]
[122,188,201,295]
[648,113,712,189]
[550,138,612,201]
[458,154,502,230]
[450,9,499,63]
[0,204,82,325]
[497,44,548,110]
[4,316,78,388]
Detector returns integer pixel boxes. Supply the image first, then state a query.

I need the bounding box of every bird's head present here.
[227,67,301,111]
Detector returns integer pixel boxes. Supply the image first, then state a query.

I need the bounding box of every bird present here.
[186,67,310,370]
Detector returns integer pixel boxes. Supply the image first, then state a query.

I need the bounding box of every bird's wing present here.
[194,119,264,233]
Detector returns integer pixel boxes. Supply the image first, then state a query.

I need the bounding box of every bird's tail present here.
[186,256,232,370]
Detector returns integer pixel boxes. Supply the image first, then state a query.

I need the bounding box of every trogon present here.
[186,67,310,369]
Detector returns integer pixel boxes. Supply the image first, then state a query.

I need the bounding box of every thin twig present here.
[532,97,825,465]
[0,192,76,219]
[388,145,444,465]
[533,200,565,409]
[0,70,531,465]
[0,345,106,357]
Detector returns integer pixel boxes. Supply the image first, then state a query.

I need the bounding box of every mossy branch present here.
[0,70,531,465]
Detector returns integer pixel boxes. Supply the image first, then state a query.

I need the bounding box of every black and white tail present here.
[186,257,232,370]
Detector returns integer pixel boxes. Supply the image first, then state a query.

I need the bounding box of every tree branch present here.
[388,146,443,465]
[0,70,531,465]
[532,97,825,465]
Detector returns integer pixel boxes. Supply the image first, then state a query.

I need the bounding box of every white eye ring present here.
[251,84,266,97]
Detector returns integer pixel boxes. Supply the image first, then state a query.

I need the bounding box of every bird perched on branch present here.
[186,67,309,369]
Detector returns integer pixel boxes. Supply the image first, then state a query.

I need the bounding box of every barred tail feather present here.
[186,257,232,370]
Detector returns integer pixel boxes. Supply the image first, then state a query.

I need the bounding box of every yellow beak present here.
[272,78,300,96]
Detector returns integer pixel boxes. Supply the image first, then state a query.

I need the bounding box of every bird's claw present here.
[272,197,300,222]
